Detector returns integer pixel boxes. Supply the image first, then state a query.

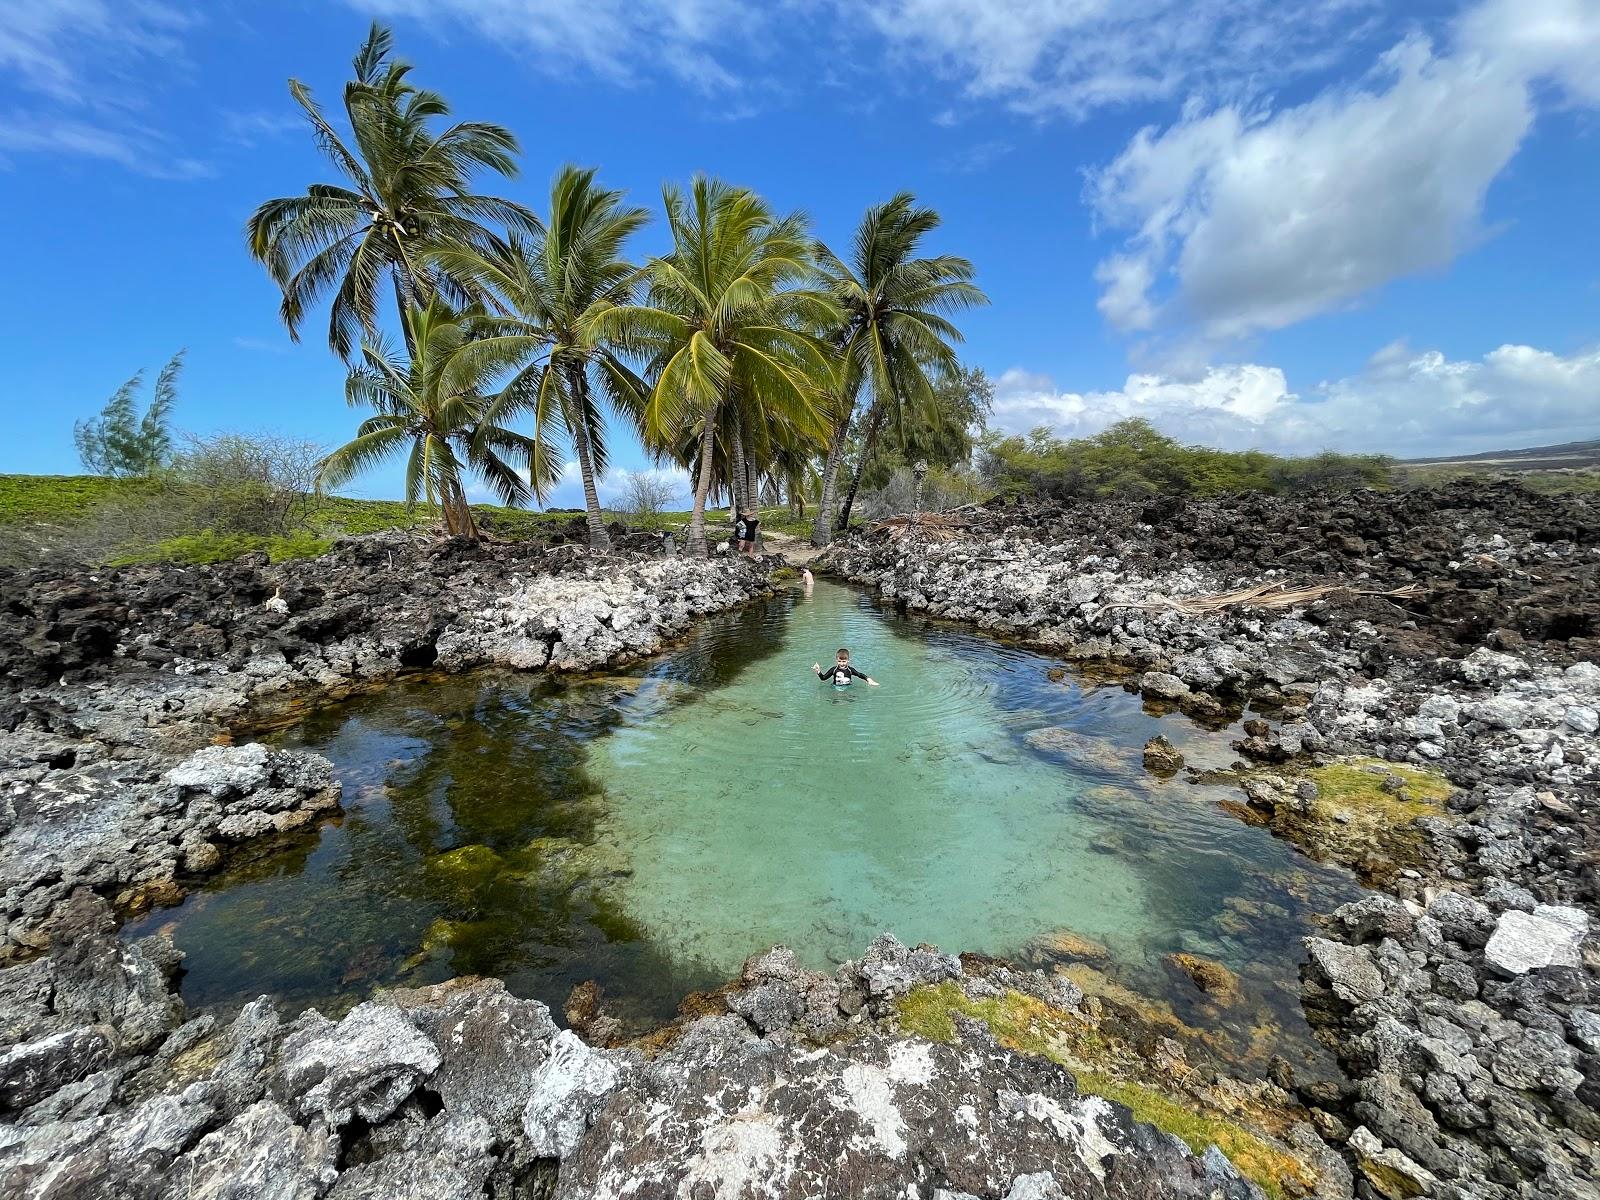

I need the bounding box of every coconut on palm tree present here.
[596,177,838,557]
[812,194,986,545]
[246,22,536,361]
[319,300,543,540]
[430,165,650,550]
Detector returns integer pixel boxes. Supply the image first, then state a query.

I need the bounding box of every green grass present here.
[0,473,155,524]
[1397,464,1600,495]
[109,530,337,566]
[0,474,847,566]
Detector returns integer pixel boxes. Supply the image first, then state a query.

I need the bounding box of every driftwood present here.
[1087,580,1424,622]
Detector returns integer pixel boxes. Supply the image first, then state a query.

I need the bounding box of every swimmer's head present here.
[836,648,850,663]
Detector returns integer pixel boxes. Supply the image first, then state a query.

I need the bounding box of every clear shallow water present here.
[125,581,1362,1075]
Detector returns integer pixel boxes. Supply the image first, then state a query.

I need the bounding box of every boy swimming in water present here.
[813,648,879,687]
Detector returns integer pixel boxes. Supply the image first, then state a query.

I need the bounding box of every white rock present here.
[1459,648,1528,684]
[1469,697,1529,730]
[521,1030,624,1158]
[1563,705,1599,735]
[1565,661,1600,694]
[1484,905,1590,975]
[164,743,271,796]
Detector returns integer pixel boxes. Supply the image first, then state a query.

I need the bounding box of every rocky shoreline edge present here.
[1,481,1596,1199]
[822,481,1599,1200]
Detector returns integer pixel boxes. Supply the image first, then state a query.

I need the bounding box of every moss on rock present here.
[1240,756,1454,881]
[893,980,1316,1200]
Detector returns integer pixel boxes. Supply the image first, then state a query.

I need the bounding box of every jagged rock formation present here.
[0,908,1265,1200]
[4,482,1598,1198]
[0,536,777,955]
[823,482,1599,1199]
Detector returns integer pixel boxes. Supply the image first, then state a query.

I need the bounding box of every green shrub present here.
[978,418,1392,502]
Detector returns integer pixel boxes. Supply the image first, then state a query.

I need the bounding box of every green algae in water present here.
[124,581,1361,1076]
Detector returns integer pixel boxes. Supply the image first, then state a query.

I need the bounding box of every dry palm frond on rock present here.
[1091,580,1423,620]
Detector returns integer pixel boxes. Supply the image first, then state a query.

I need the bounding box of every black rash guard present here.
[817,663,869,686]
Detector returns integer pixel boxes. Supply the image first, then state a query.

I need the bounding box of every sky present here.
[2,0,1597,507]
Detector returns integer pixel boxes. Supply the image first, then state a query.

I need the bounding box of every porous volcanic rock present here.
[0,929,1281,1199]
[822,482,1600,1200]
[0,535,778,953]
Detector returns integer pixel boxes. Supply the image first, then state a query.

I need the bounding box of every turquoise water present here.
[125,581,1361,1075]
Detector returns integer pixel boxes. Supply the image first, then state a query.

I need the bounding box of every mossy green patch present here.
[1073,1072,1312,1200]
[893,981,1312,1200]
[1241,757,1455,881]
[423,844,507,911]
[1304,758,1451,810]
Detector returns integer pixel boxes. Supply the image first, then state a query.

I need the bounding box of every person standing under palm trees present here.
[734,508,760,556]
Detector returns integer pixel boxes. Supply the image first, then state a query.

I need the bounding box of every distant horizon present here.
[5,0,1598,503]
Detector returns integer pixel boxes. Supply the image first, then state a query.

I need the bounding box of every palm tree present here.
[319,300,543,540]
[430,166,650,551]
[596,177,838,557]
[246,23,536,361]
[811,194,987,545]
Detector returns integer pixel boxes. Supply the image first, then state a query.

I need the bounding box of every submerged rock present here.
[1141,735,1185,776]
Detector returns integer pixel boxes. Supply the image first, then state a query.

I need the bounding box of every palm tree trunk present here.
[835,401,887,531]
[812,421,848,547]
[746,457,763,552]
[393,276,418,357]
[729,423,750,516]
[443,475,478,541]
[565,366,611,551]
[686,396,720,558]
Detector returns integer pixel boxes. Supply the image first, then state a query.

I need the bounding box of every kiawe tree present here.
[812,194,987,545]
[596,177,838,557]
[318,300,542,540]
[431,165,651,551]
[74,351,184,478]
[246,22,536,361]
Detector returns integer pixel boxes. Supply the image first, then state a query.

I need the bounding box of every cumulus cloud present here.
[1086,0,1600,343]
[990,342,1600,458]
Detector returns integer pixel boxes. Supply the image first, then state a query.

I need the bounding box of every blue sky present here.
[3,0,1597,505]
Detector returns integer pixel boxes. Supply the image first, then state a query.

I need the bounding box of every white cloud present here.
[1086,0,1600,343]
[0,1,213,178]
[990,341,1600,458]
[220,110,304,148]
[0,113,212,180]
[856,0,1381,118]
[0,0,192,100]
[345,0,1387,118]
[343,0,755,92]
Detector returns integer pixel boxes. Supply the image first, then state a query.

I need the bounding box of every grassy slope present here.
[0,473,825,565]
